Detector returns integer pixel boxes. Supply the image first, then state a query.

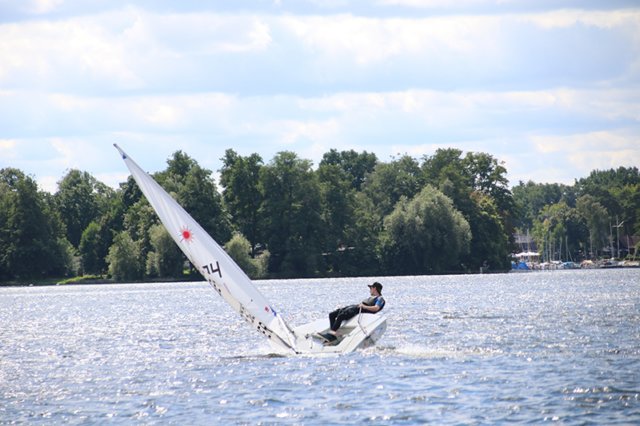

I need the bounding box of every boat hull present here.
[270,313,387,355]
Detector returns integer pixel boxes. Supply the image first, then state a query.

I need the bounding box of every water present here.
[1,269,639,424]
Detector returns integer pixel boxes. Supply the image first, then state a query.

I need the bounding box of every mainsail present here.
[114,144,297,353]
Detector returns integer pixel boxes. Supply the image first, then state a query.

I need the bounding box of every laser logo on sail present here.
[180,226,194,243]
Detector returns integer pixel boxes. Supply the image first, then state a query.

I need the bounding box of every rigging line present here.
[357,306,369,337]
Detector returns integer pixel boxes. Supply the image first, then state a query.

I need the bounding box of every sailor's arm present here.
[358,303,381,313]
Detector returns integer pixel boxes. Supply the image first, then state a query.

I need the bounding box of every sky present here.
[1,0,639,193]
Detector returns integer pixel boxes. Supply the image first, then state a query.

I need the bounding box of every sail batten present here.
[114,144,296,352]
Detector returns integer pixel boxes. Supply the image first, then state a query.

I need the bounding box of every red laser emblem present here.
[180,226,194,243]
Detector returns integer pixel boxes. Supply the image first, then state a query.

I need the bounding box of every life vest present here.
[361,296,385,311]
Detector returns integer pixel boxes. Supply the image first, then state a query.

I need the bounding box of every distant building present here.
[513,232,538,253]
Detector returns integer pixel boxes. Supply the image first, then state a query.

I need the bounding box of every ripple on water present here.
[1,270,639,424]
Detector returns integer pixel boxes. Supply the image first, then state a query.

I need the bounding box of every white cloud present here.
[0,4,638,192]
[523,9,640,30]
[282,14,500,66]
[93,172,130,190]
[0,14,141,89]
[532,131,633,153]
[26,0,64,14]
[376,0,513,8]
[0,9,275,91]
[1,7,637,94]
[37,175,59,193]
[0,139,17,152]
[531,130,640,173]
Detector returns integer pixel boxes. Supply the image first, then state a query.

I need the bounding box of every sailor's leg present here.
[329,308,341,331]
[332,306,359,331]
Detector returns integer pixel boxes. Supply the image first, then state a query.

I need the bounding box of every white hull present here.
[271,313,387,355]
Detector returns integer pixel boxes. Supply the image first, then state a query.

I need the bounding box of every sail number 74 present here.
[202,261,222,278]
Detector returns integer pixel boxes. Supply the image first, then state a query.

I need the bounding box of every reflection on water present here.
[1,269,639,424]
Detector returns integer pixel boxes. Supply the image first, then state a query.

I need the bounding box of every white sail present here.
[114,144,297,353]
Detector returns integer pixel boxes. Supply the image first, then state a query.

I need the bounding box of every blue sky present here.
[1,0,638,193]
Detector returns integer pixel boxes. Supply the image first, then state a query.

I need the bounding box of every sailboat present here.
[114,144,387,354]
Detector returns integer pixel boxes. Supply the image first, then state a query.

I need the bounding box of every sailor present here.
[320,282,385,343]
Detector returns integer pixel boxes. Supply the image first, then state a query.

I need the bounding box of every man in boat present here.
[319,282,385,343]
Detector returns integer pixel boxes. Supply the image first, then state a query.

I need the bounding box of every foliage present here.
[54,170,113,248]
[160,151,232,244]
[2,148,638,283]
[259,152,323,277]
[512,181,576,230]
[224,233,269,279]
[466,192,510,271]
[56,274,105,285]
[219,149,264,255]
[317,163,358,275]
[106,231,143,281]
[515,167,639,261]
[79,222,102,275]
[532,201,586,262]
[0,168,72,280]
[381,185,471,274]
[421,148,515,270]
[320,149,378,191]
[362,155,423,219]
[575,167,639,240]
[576,195,610,258]
[146,224,184,279]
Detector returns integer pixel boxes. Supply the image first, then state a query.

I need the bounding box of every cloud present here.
[1,8,638,95]
[523,9,640,30]
[282,13,501,68]
[2,86,635,170]
[0,8,275,92]
[21,0,64,15]
[0,4,638,192]
[531,130,640,173]
[0,13,141,90]
[0,138,17,152]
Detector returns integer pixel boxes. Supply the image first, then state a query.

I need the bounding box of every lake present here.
[1,269,639,424]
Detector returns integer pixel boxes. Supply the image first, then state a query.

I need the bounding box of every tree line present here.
[1,148,638,283]
[513,167,639,262]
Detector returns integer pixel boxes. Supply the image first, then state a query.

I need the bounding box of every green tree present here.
[612,183,640,244]
[224,233,269,279]
[160,151,232,244]
[512,181,576,231]
[362,154,423,219]
[219,149,264,255]
[260,151,323,277]
[346,193,385,276]
[422,148,474,215]
[92,187,127,274]
[79,221,102,275]
[575,167,639,240]
[107,231,143,281]
[320,149,378,191]
[422,148,515,270]
[317,163,358,275]
[535,201,588,262]
[55,170,101,248]
[122,199,157,266]
[381,185,471,274]
[576,195,609,259]
[145,224,183,278]
[466,192,510,271]
[180,164,232,244]
[0,168,72,279]
[462,152,514,217]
